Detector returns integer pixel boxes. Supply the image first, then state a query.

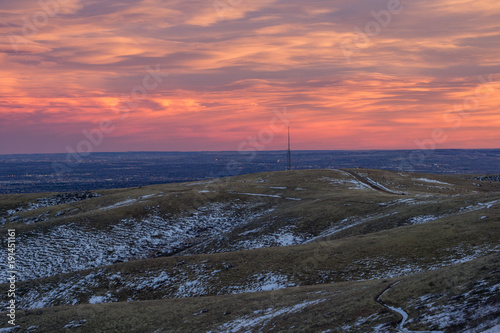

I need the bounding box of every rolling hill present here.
[1,168,499,332]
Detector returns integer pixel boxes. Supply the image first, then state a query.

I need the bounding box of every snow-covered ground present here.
[234,192,301,201]
[0,201,268,282]
[229,272,296,294]
[343,279,499,333]
[1,191,101,225]
[460,200,500,213]
[318,176,373,191]
[344,244,499,281]
[99,198,139,210]
[408,215,442,225]
[225,225,306,251]
[13,192,100,213]
[412,178,453,186]
[9,265,295,310]
[405,280,500,332]
[176,221,307,255]
[304,212,398,243]
[212,299,326,333]
[8,241,497,311]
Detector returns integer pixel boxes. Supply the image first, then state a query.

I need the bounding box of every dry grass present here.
[3,254,498,332]
[1,168,499,332]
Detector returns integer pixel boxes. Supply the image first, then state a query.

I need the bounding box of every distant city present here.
[0,149,499,194]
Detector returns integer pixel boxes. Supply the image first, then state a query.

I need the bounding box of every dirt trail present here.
[341,169,405,195]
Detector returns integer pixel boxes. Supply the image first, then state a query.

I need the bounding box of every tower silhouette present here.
[286,127,292,171]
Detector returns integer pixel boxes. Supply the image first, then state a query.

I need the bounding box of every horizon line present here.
[1,147,500,156]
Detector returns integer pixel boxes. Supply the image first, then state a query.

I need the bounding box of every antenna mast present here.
[286,127,292,171]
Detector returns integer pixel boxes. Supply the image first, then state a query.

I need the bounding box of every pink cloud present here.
[1,0,499,154]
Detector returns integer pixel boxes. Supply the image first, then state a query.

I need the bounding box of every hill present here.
[0,168,499,332]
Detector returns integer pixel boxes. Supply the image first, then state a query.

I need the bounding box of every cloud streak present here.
[0,0,499,153]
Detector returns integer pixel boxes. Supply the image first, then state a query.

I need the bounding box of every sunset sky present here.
[1,0,499,154]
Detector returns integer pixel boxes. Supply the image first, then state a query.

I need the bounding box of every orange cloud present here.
[1,0,499,154]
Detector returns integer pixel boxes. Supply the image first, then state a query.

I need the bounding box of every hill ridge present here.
[1,168,499,332]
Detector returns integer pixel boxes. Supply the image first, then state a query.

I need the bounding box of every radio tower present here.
[286,127,292,171]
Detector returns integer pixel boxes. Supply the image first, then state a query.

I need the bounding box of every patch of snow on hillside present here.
[230,226,305,251]
[10,266,298,309]
[176,278,209,297]
[139,193,157,199]
[273,232,300,246]
[345,244,499,281]
[409,215,441,225]
[3,192,101,216]
[234,192,301,201]
[318,177,372,191]
[229,272,296,294]
[235,192,281,198]
[305,213,397,243]
[15,270,106,309]
[125,270,174,291]
[1,201,266,281]
[407,280,500,332]
[215,299,325,333]
[88,294,111,304]
[460,200,500,213]
[479,324,500,333]
[63,320,87,329]
[238,228,262,236]
[100,198,138,210]
[413,178,453,186]
[386,198,433,206]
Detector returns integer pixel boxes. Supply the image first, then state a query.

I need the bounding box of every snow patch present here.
[234,192,301,201]
[88,294,111,304]
[0,202,266,281]
[409,215,441,225]
[235,192,281,198]
[318,176,372,191]
[215,299,325,332]
[230,226,305,251]
[305,212,397,243]
[230,272,295,294]
[413,178,453,186]
[407,280,500,332]
[100,198,137,210]
[63,320,87,329]
[480,324,500,333]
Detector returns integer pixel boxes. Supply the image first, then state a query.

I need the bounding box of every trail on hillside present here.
[375,281,410,331]
[341,170,405,195]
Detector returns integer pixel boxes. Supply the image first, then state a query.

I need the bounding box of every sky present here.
[1,0,499,154]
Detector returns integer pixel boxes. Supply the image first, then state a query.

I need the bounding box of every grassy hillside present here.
[0,168,499,332]
[3,255,499,332]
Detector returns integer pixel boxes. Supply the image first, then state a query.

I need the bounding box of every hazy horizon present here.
[1,147,500,156]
